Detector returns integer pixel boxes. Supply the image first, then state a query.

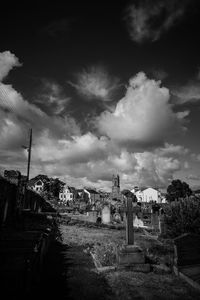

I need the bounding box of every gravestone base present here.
[117,244,150,272]
[117,263,150,273]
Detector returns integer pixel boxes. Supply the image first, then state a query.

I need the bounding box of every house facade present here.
[59,186,74,203]
[28,179,44,193]
[134,187,161,203]
[83,189,100,204]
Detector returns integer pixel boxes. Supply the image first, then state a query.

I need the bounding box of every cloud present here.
[0,51,193,191]
[68,66,120,101]
[29,130,182,190]
[186,174,199,180]
[97,72,188,146]
[133,151,181,187]
[157,143,189,156]
[172,81,200,104]
[124,0,190,43]
[0,51,81,174]
[32,132,109,164]
[0,51,21,81]
[33,80,70,116]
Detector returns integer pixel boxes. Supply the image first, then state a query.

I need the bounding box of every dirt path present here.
[30,240,114,300]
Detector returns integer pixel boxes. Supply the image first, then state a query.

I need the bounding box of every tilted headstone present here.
[174,233,200,267]
[173,233,200,289]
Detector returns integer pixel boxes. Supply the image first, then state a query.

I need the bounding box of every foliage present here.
[92,242,117,266]
[163,196,200,238]
[121,189,137,201]
[166,179,192,202]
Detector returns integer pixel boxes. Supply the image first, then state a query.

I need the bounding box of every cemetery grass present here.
[59,224,200,300]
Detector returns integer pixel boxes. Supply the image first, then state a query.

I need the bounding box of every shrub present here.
[92,242,117,266]
[163,196,200,238]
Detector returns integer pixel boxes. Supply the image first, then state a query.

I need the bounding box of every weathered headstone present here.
[133,215,144,228]
[87,210,98,223]
[102,205,111,224]
[113,212,121,223]
[117,198,150,272]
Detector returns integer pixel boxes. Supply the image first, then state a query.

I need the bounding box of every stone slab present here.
[117,263,150,273]
[117,245,145,265]
[152,264,171,275]
[120,244,143,253]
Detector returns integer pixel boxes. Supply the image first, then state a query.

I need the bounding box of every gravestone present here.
[158,210,166,235]
[117,198,150,272]
[151,211,159,231]
[88,210,98,223]
[174,233,200,289]
[102,205,111,224]
[133,215,144,228]
[113,212,121,223]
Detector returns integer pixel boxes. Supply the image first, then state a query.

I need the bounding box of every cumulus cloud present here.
[186,174,199,180]
[32,132,109,164]
[124,0,190,43]
[157,143,189,156]
[29,130,182,190]
[134,151,180,186]
[0,51,21,81]
[0,51,81,175]
[68,66,120,101]
[0,51,192,190]
[97,72,188,146]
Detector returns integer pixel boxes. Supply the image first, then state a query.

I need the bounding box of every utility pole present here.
[22,128,32,209]
[26,128,32,183]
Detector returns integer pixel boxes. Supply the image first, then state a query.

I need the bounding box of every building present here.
[59,186,75,203]
[131,186,140,193]
[83,189,100,204]
[134,187,161,203]
[28,179,45,193]
[111,174,123,200]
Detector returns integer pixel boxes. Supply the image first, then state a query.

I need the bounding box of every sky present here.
[1,0,200,191]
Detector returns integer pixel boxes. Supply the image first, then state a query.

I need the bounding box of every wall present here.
[0,177,54,228]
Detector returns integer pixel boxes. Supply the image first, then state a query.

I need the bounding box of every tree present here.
[121,189,137,202]
[163,196,200,238]
[167,179,192,202]
[47,178,65,198]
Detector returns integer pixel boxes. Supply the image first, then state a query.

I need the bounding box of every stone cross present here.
[124,197,139,245]
[125,197,134,245]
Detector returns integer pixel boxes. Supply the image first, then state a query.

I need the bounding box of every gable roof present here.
[141,187,159,192]
[84,188,99,194]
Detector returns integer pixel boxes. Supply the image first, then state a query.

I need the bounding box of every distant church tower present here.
[112,174,120,199]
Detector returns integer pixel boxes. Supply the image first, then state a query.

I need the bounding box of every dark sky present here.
[1,0,200,190]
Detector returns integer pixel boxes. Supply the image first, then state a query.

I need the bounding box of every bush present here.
[92,242,117,266]
[163,196,200,238]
